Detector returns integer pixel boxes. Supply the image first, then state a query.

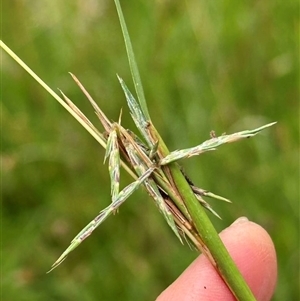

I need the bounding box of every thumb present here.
[156,217,277,301]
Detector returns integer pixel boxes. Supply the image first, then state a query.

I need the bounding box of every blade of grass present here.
[114,0,150,120]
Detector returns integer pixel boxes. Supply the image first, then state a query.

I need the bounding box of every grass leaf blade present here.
[114,0,150,120]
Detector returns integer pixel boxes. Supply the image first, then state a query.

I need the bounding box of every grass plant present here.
[2,1,297,300]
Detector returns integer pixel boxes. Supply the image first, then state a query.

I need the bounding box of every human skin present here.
[156,217,277,301]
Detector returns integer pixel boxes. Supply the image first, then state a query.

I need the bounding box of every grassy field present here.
[2,1,298,300]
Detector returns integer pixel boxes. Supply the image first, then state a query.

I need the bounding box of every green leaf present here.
[114,0,150,120]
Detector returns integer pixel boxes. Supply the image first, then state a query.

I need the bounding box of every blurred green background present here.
[2,1,298,300]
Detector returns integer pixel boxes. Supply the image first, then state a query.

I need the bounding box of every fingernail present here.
[231,216,249,227]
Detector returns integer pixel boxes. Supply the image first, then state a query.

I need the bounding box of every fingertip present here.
[156,219,277,301]
[223,219,277,301]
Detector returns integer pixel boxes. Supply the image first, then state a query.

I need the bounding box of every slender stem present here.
[149,126,257,301]
[172,167,256,300]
